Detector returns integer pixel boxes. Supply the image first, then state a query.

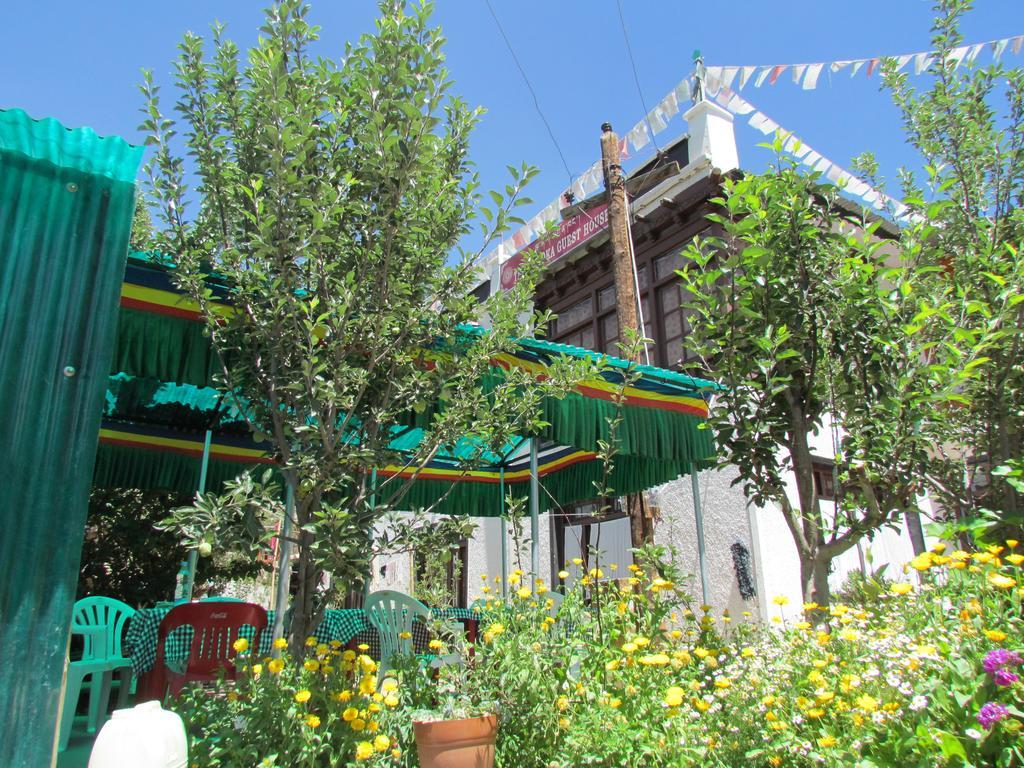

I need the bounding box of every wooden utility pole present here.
[600,122,654,550]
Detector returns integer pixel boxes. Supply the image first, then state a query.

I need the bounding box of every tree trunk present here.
[288,525,320,656]
[799,553,831,608]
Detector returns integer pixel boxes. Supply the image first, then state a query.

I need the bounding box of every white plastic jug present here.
[88,701,187,768]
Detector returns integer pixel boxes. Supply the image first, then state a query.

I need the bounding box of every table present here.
[126,604,480,695]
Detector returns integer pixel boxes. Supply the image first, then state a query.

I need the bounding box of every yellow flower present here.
[714,678,732,689]
[989,573,1017,589]
[638,653,671,667]
[428,639,445,651]
[384,694,399,707]
[517,587,531,599]
[398,631,412,639]
[343,707,359,721]
[664,686,685,708]
[1008,539,1019,549]
[251,663,263,675]
[273,637,288,649]
[806,708,825,719]
[572,557,583,566]
[909,553,933,571]
[304,659,320,672]
[1006,554,1024,566]
[391,748,402,759]
[351,718,366,732]
[693,698,711,712]
[355,741,374,760]
[693,647,710,659]
[556,695,569,711]
[817,735,837,748]
[305,714,321,728]
[621,642,637,654]
[305,636,317,647]
[890,582,913,595]
[294,689,311,704]
[816,691,835,703]
[855,694,878,713]
[373,734,390,752]
[267,658,284,675]
[359,676,377,695]
[803,602,819,612]
[232,638,249,653]
[985,629,1008,642]
[795,621,811,630]
[381,678,399,693]
[558,570,569,580]
[772,595,790,606]
[740,647,755,658]
[588,567,604,579]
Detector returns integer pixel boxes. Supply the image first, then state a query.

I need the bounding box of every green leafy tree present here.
[679,152,968,606]
[878,0,1024,529]
[129,191,157,252]
[141,0,588,647]
[80,488,266,606]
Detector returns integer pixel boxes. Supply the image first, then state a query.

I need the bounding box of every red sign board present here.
[499,203,609,290]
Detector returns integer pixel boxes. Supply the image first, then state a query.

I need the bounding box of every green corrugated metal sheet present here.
[0,109,142,766]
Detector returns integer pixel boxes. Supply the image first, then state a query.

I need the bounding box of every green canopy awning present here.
[97,253,718,515]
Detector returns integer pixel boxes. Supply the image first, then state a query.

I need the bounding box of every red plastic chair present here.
[153,602,267,698]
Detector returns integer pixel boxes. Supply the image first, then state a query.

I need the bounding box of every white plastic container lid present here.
[88,701,187,768]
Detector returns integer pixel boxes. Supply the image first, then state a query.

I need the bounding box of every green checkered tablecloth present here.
[125,605,479,677]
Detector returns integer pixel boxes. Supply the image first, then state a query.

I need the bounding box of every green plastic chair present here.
[364,591,461,679]
[58,596,136,752]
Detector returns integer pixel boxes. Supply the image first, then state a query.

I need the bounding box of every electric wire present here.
[484,0,574,187]
[615,0,660,155]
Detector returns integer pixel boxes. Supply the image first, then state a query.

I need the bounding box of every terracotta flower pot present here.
[413,713,498,768]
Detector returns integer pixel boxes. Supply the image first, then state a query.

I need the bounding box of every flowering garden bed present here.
[175,544,1024,767]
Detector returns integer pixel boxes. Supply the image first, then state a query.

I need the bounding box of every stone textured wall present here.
[652,466,762,619]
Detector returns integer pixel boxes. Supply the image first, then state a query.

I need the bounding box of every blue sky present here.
[4,1,1022,252]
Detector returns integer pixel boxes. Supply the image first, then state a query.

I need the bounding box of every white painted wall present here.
[464,512,556,602]
[749,414,937,620]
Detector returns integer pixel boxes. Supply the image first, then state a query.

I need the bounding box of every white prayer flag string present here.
[712,85,918,223]
[479,30,1022,267]
[706,34,1023,92]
